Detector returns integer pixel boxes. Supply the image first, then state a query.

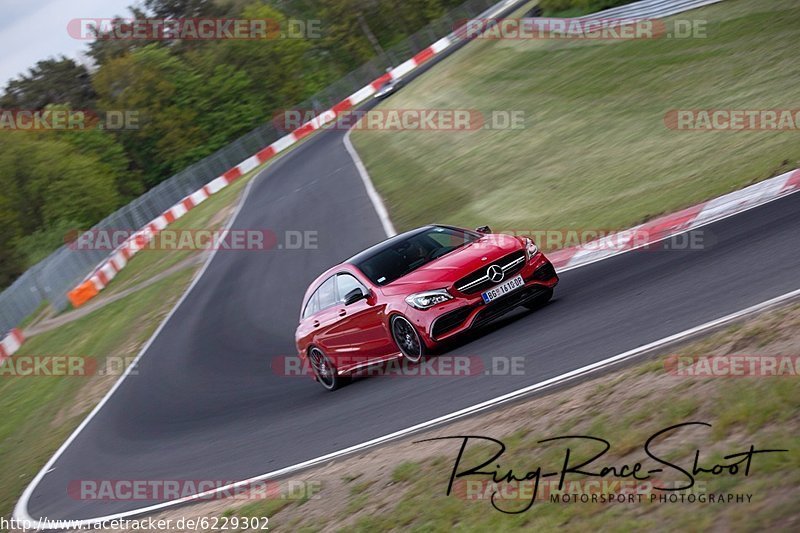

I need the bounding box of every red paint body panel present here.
[294,228,558,378]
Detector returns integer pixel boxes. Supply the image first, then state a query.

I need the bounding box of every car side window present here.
[317,276,337,310]
[302,291,319,319]
[337,273,365,303]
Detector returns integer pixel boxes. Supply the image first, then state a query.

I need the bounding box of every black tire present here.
[308,347,344,391]
[523,288,554,310]
[391,315,425,363]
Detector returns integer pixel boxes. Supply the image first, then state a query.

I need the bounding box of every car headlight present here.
[405,289,453,310]
[524,237,539,260]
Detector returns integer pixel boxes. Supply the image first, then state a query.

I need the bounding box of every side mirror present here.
[344,287,368,306]
[475,226,491,234]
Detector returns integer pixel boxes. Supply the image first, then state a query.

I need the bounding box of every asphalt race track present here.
[22,102,800,520]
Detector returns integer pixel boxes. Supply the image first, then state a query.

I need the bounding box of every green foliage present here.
[0,128,122,275]
[0,191,23,287]
[539,0,638,16]
[319,0,464,65]
[30,142,120,227]
[188,4,314,125]
[0,0,473,288]
[0,57,96,110]
[93,45,211,186]
[13,219,83,268]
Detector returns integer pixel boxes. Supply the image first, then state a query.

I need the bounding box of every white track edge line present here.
[13,165,265,528]
[343,128,397,238]
[19,285,800,529]
[16,0,788,524]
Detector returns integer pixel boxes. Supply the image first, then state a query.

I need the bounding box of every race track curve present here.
[21,100,800,521]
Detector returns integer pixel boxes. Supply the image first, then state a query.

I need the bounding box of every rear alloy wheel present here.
[524,288,554,310]
[391,315,424,363]
[308,347,342,391]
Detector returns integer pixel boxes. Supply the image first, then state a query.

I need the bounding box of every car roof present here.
[302,224,472,305]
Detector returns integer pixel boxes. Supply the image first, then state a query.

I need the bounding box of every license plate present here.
[481,275,524,303]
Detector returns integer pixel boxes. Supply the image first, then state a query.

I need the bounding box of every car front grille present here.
[454,250,526,294]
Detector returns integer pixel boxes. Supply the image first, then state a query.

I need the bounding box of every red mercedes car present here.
[295,225,558,390]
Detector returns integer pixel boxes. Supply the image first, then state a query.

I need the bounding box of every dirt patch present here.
[25,254,205,339]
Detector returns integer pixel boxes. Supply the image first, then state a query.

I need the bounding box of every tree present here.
[0,190,23,286]
[0,130,121,277]
[60,115,143,201]
[93,45,210,187]
[143,0,219,18]
[86,8,158,66]
[194,4,316,115]
[1,57,96,110]
[33,142,121,227]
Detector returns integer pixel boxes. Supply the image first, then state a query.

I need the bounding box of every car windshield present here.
[354,226,481,286]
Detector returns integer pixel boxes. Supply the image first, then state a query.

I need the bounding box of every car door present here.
[310,276,341,359]
[324,273,394,372]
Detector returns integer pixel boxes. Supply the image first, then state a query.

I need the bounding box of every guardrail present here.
[0,0,517,336]
[0,0,727,355]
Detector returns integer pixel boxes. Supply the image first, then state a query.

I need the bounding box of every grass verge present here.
[352,0,800,237]
[175,302,797,532]
[0,161,259,517]
[0,267,195,518]
[1,112,352,522]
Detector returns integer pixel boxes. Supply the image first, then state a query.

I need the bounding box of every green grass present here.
[0,163,264,517]
[16,301,50,329]
[226,305,800,531]
[237,498,295,520]
[391,461,421,483]
[0,101,338,523]
[0,151,272,517]
[0,267,194,518]
[352,0,800,238]
[347,365,798,532]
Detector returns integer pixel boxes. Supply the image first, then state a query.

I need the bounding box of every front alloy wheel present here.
[391,315,424,363]
[308,347,342,391]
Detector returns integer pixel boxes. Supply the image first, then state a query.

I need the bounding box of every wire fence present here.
[0,0,513,335]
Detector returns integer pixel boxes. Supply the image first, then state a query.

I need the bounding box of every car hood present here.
[379,234,523,295]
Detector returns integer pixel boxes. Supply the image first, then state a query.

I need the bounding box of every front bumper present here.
[410,253,559,346]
